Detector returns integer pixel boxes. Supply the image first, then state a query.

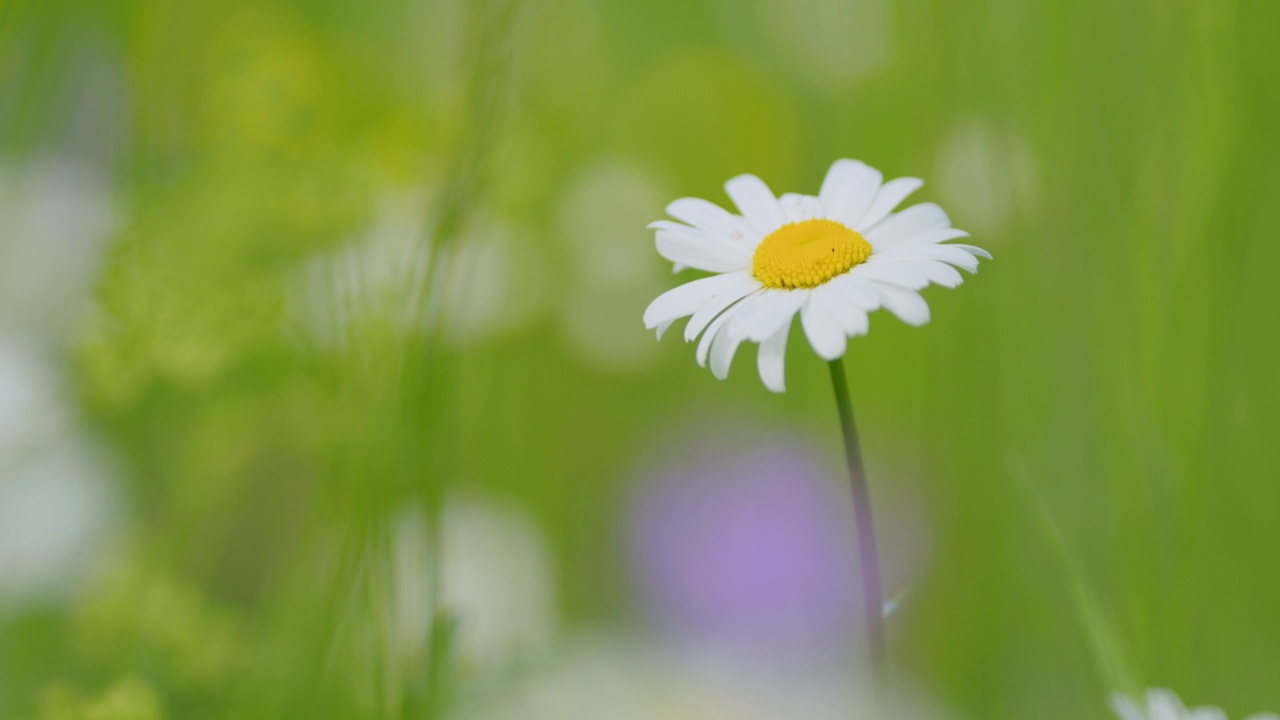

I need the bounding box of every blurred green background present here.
[2,0,1279,718]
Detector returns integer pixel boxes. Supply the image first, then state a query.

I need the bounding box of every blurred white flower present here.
[934,119,1037,239]
[289,190,545,353]
[0,152,123,612]
[1110,689,1279,720]
[391,496,556,677]
[455,637,947,720]
[0,338,120,609]
[557,157,670,371]
[0,157,116,338]
[0,338,71,450]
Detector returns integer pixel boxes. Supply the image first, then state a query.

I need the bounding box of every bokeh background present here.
[3,0,1279,718]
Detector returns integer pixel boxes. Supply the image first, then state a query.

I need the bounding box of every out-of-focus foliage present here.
[2,0,1279,718]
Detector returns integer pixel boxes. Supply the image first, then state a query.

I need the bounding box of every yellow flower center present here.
[752,219,872,289]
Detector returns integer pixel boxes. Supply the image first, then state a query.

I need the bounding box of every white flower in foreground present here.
[642,159,989,392]
[1110,689,1279,720]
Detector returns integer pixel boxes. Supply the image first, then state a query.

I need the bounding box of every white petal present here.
[643,271,754,328]
[951,243,993,259]
[909,244,981,273]
[813,282,869,337]
[866,203,951,246]
[653,226,752,273]
[756,318,791,393]
[725,174,784,234]
[829,273,882,311]
[666,197,745,239]
[696,303,736,367]
[655,320,675,340]
[684,276,762,341]
[874,227,970,252]
[857,260,931,290]
[863,255,966,289]
[882,258,965,288]
[819,159,882,228]
[1107,694,1147,720]
[730,288,808,343]
[778,193,825,224]
[918,260,965,287]
[856,177,925,231]
[873,282,931,326]
[800,295,847,360]
[709,317,747,380]
[1188,709,1228,720]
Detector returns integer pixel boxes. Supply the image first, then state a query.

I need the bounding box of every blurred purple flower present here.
[628,437,863,648]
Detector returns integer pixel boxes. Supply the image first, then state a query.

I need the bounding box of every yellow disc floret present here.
[752,218,872,289]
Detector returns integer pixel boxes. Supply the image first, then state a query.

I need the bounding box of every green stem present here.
[828,359,887,682]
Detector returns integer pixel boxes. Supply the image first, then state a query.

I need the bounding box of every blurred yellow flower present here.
[642,160,990,392]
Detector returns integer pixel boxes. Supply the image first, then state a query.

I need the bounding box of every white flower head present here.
[1110,689,1279,720]
[642,159,990,392]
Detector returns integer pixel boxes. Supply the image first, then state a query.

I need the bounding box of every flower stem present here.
[828,359,887,682]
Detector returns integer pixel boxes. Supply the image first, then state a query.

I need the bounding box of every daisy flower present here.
[1110,689,1279,720]
[642,159,990,392]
